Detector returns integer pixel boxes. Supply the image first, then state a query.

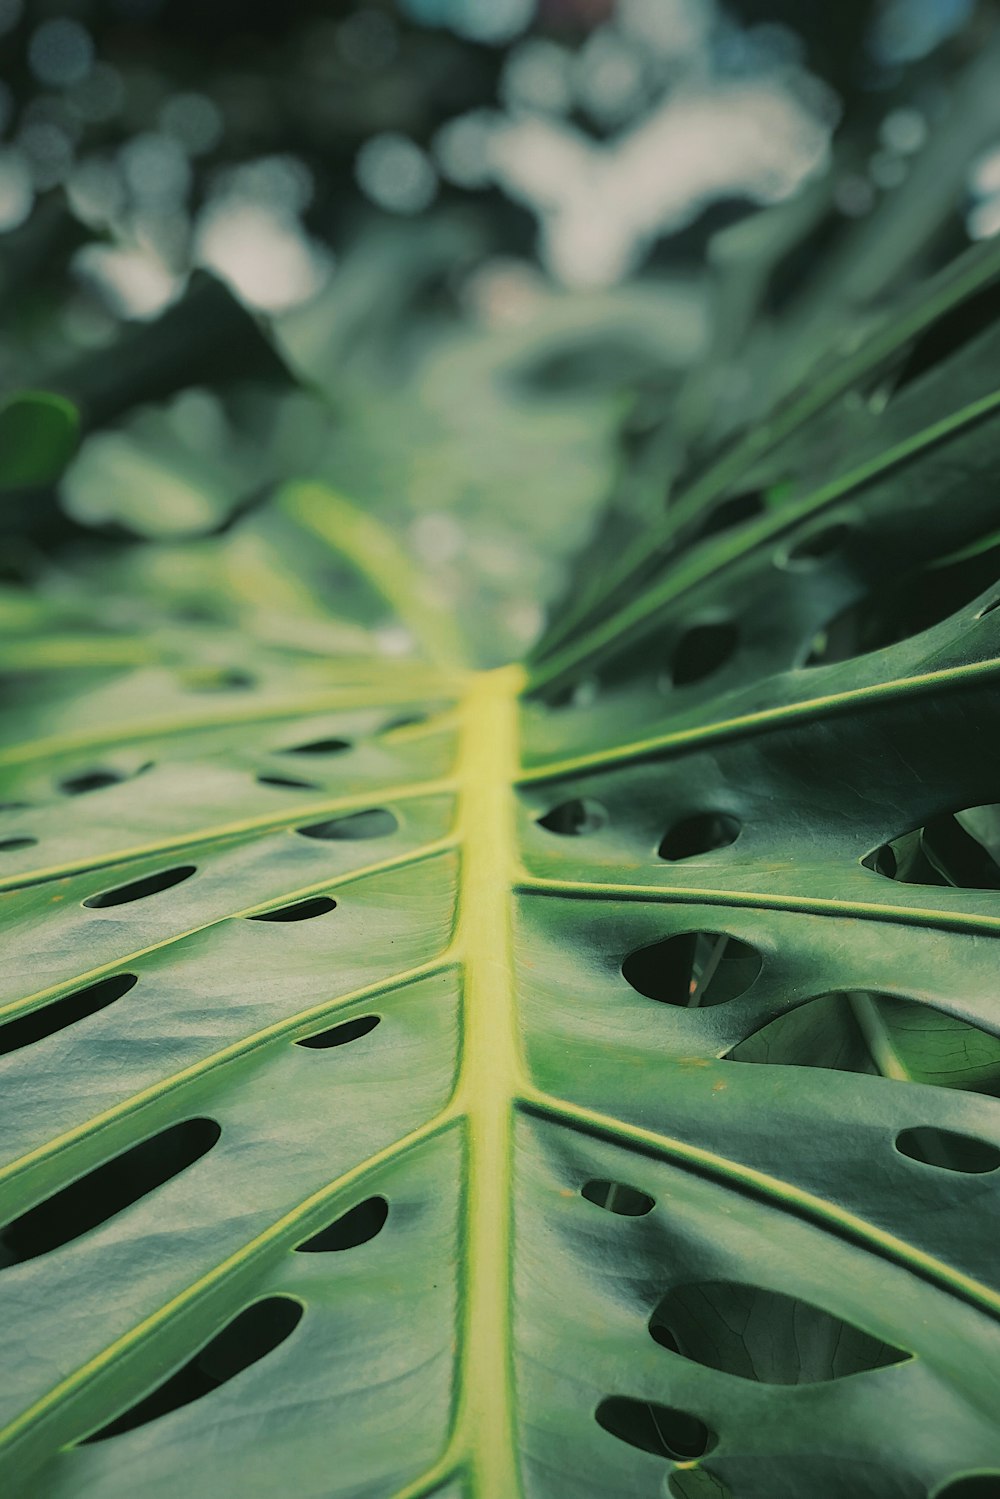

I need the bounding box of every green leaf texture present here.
[2,257,1000,1499]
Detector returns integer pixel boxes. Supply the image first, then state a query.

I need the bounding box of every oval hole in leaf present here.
[581,1179,654,1216]
[724,990,1000,1092]
[379,713,427,733]
[297,809,398,841]
[803,541,1000,666]
[60,769,125,795]
[282,737,352,755]
[895,1127,1000,1174]
[184,668,255,692]
[296,1014,380,1050]
[0,973,137,1056]
[84,864,196,908]
[537,798,607,836]
[544,676,601,710]
[659,813,740,861]
[249,896,336,923]
[0,1117,220,1267]
[82,1296,302,1443]
[0,836,37,851]
[890,277,1000,397]
[622,932,761,1007]
[727,992,877,1073]
[256,774,320,790]
[595,1397,712,1460]
[649,1281,909,1383]
[669,622,739,687]
[782,521,853,567]
[676,488,766,547]
[863,806,1000,891]
[934,1477,1000,1499]
[863,843,897,879]
[295,1196,389,1252]
[568,678,600,708]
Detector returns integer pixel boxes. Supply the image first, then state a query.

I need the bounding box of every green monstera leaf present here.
[2,233,1000,1499]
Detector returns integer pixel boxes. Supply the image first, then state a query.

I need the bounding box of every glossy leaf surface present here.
[1,254,1000,1499]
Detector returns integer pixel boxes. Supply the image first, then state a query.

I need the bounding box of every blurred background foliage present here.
[2,0,1000,667]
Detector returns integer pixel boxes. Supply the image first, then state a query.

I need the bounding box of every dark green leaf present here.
[0,393,79,492]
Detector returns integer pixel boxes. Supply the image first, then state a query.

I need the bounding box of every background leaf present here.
[0,393,79,492]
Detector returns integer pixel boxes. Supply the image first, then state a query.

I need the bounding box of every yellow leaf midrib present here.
[0,667,528,1490]
[450,664,526,1499]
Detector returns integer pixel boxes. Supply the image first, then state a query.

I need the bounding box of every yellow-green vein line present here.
[0,777,458,891]
[0,1114,462,1454]
[0,837,459,1024]
[0,681,460,770]
[523,1090,1000,1320]
[515,874,1000,937]
[530,382,1000,690]
[388,1448,463,1499]
[0,955,458,1196]
[519,657,1000,783]
[280,481,469,672]
[534,236,1000,660]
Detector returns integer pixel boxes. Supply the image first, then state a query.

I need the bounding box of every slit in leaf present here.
[669,622,739,687]
[595,1396,712,1460]
[81,1297,303,1443]
[295,1014,380,1050]
[297,809,398,840]
[184,668,255,692]
[379,713,428,734]
[60,769,126,795]
[84,865,196,908]
[0,1118,220,1266]
[256,774,320,790]
[281,737,351,755]
[295,1196,389,1252]
[249,896,337,923]
[0,836,37,851]
[0,974,137,1055]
